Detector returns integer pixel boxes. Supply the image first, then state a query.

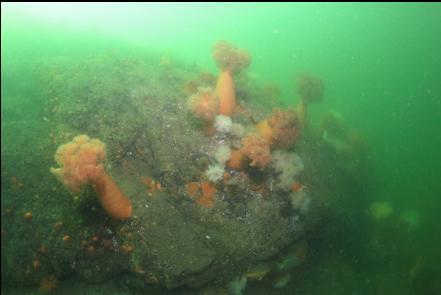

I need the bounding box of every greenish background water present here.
[2,3,440,294]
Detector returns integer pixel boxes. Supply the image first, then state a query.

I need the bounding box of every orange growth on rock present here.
[291,181,304,193]
[185,182,201,199]
[202,124,216,137]
[197,182,217,208]
[141,176,162,197]
[185,181,216,208]
[50,135,132,220]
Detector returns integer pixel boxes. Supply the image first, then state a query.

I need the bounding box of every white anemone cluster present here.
[205,164,225,182]
[271,150,304,190]
[206,144,232,183]
[214,115,233,134]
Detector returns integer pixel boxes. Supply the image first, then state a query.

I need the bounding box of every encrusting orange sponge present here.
[50,135,132,219]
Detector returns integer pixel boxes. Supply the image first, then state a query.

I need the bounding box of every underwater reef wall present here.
[1,50,359,292]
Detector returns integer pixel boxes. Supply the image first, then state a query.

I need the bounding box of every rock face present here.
[1,53,324,291]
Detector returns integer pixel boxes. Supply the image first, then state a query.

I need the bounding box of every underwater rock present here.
[1,53,335,291]
[134,197,216,289]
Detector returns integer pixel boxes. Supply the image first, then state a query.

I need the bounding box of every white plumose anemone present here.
[230,123,245,138]
[205,164,224,183]
[214,115,233,134]
[214,145,231,165]
[271,151,304,190]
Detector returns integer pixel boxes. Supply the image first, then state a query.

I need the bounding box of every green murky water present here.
[2,3,440,295]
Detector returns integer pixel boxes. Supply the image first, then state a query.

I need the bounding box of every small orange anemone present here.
[197,182,217,208]
[185,182,201,199]
[185,181,216,208]
[291,181,304,193]
[140,176,162,197]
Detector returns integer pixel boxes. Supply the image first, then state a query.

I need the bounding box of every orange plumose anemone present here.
[241,133,272,169]
[187,87,219,122]
[50,135,132,220]
[257,109,301,149]
[197,182,217,208]
[212,41,251,116]
[185,181,217,208]
[267,109,300,149]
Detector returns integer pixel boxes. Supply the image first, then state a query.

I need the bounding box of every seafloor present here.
[1,48,436,294]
